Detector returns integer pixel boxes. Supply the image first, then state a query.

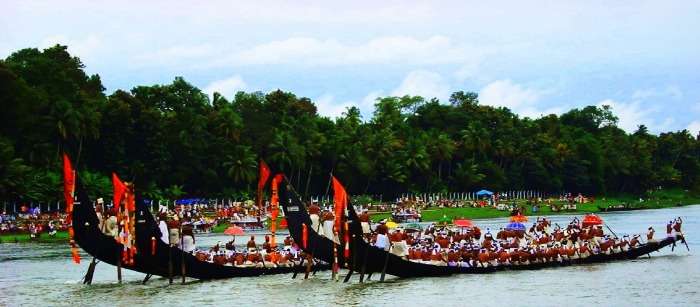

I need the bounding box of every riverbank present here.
[0,231,69,244]
[4,189,697,241]
[370,188,700,222]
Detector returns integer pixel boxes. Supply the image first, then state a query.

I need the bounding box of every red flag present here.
[302,223,308,249]
[269,174,283,234]
[332,176,348,231]
[125,183,135,212]
[258,160,271,190]
[62,154,75,220]
[63,154,80,263]
[112,173,127,211]
[257,160,271,215]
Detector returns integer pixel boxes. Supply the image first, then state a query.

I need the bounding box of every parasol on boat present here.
[453,219,474,228]
[582,214,603,227]
[386,221,398,229]
[510,214,528,223]
[223,225,245,236]
[505,222,526,232]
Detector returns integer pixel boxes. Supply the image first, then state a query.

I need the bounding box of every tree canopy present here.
[1,45,699,202]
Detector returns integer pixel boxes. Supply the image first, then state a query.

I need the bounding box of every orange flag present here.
[258,160,271,190]
[112,173,127,211]
[332,176,348,231]
[62,153,80,263]
[257,160,271,215]
[62,154,75,223]
[270,174,283,244]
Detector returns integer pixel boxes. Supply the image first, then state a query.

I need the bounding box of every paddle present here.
[291,256,302,279]
[343,234,357,283]
[142,274,152,284]
[379,244,392,282]
[180,225,186,284]
[84,206,107,285]
[117,254,122,283]
[359,245,369,283]
[83,258,98,284]
[680,235,690,251]
[604,224,619,239]
[256,245,267,269]
[304,253,313,279]
[168,245,173,284]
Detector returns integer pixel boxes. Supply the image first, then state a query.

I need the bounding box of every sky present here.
[2,1,700,135]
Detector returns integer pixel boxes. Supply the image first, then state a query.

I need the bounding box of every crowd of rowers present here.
[305,201,685,267]
[193,235,309,268]
[375,217,684,267]
[154,211,310,268]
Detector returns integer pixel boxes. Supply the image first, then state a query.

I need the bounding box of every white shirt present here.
[375,233,390,251]
[158,220,170,245]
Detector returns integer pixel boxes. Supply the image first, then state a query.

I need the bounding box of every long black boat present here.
[279,179,685,279]
[72,180,328,281]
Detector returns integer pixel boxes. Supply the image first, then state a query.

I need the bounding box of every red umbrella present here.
[582,214,603,227]
[510,214,528,223]
[223,225,245,235]
[453,219,474,228]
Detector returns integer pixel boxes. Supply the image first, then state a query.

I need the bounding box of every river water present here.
[1,205,698,306]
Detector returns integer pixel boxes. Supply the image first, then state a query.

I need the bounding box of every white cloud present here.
[597,99,658,133]
[134,45,216,66]
[203,75,247,100]
[40,34,102,60]
[314,90,383,120]
[688,121,700,136]
[314,94,355,119]
[480,79,539,109]
[478,79,559,118]
[453,61,482,82]
[631,85,683,100]
[391,70,450,101]
[205,36,485,68]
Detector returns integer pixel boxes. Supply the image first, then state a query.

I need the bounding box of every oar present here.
[292,242,311,279]
[343,251,356,282]
[256,245,267,269]
[604,224,618,239]
[291,256,302,279]
[379,244,392,282]
[359,244,369,283]
[83,258,98,284]
[343,235,357,283]
[117,254,122,283]
[304,253,313,279]
[84,211,106,284]
[168,245,173,284]
[180,226,186,284]
[142,274,152,285]
[680,235,690,251]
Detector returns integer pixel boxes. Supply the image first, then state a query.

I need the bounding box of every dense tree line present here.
[1,45,699,202]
